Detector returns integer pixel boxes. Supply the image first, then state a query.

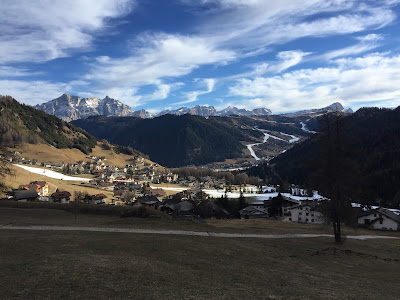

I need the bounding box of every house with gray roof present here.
[358,207,400,231]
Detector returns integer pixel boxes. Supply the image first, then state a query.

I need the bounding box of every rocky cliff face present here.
[284,102,350,116]
[132,109,156,119]
[189,105,218,117]
[35,94,134,121]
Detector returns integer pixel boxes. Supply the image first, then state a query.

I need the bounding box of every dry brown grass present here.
[16,142,161,168]
[0,225,399,300]
[17,143,134,166]
[1,206,399,299]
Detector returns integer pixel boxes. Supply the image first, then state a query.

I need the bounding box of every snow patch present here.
[14,164,91,182]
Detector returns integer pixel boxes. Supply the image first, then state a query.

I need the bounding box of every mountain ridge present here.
[36,93,350,121]
[35,93,134,122]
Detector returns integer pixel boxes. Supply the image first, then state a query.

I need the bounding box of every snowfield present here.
[14,164,92,182]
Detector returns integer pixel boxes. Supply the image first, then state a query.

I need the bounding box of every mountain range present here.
[157,105,272,118]
[35,94,134,122]
[33,93,351,121]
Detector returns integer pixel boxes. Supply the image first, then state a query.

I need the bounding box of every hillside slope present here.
[72,114,261,167]
[0,95,97,154]
[269,106,400,206]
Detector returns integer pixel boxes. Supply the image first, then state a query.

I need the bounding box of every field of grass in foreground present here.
[2,205,400,237]
[1,207,400,299]
[0,228,399,300]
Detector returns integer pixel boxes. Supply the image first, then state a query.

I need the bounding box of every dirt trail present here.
[1,225,399,240]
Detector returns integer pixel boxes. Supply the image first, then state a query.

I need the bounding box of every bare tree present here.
[310,113,360,243]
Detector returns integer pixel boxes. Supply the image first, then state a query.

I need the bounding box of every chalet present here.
[280,197,300,215]
[289,203,325,224]
[14,190,39,202]
[30,181,49,196]
[85,194,107,205]
[358,208,400,231]
[18,181,49,197]
[172,200,195,216]
[51,191,71,203]
[196,200,230,219]
[239,206,269,219]
[249,200,268,212]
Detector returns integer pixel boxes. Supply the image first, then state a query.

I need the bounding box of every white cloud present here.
[229,53,400,112]
[86,34,235,87]
[0,0,134,63]
[95,87,141,107]
[0,66,43,77]
[175,79,216,105]
[79,1,398,109]
[193,1,394,52]
[0,80,73,105]
[320,34,384,60]
[272,51,312,72]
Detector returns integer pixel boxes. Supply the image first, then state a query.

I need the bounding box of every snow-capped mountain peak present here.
[35,94,134,121]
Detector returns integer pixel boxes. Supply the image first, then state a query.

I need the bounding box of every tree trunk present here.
[333,217,342,243]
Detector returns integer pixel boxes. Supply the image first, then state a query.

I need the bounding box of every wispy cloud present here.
[320,34,384,60]
[81,0,396,107]
[174,79,216,106]
[0,0,135,63]
[229,53,400,112]
[0,66,43,77]
[85,33,235,87]
[0,80,73,105]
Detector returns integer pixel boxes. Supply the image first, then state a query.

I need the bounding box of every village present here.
[4,152,400,232]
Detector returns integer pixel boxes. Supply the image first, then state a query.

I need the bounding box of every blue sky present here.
[1,0,400,113]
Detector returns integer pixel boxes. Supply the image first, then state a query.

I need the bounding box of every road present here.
[1,225,398,240]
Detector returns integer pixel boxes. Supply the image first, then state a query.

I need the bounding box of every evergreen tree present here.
[0,148,12,192]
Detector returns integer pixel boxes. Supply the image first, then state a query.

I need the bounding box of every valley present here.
[3,1,400,299]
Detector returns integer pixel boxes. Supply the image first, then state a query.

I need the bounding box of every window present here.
[374,214,377,217]
[312,219,314,222]
[299,212,302,215]
[306,213,309,216]
[380,219,383,224]
[311,213,314,217]
[306,218,309,222]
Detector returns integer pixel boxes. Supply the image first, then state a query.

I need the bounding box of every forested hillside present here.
[72,114,260,167]
[0,96,97,154]
[263,106,400,207]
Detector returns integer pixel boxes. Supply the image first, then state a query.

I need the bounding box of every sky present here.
[1,0,400,114]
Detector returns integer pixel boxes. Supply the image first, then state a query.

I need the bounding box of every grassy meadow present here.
[1,207,400,299]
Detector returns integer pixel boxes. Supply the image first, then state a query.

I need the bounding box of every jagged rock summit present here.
[155,105,272,118]
[35,94,134,122]
[284,102,351,116]
[36,93,348,122]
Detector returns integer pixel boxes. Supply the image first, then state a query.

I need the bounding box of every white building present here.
[289,204,325,224]
[358,208,400,231]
